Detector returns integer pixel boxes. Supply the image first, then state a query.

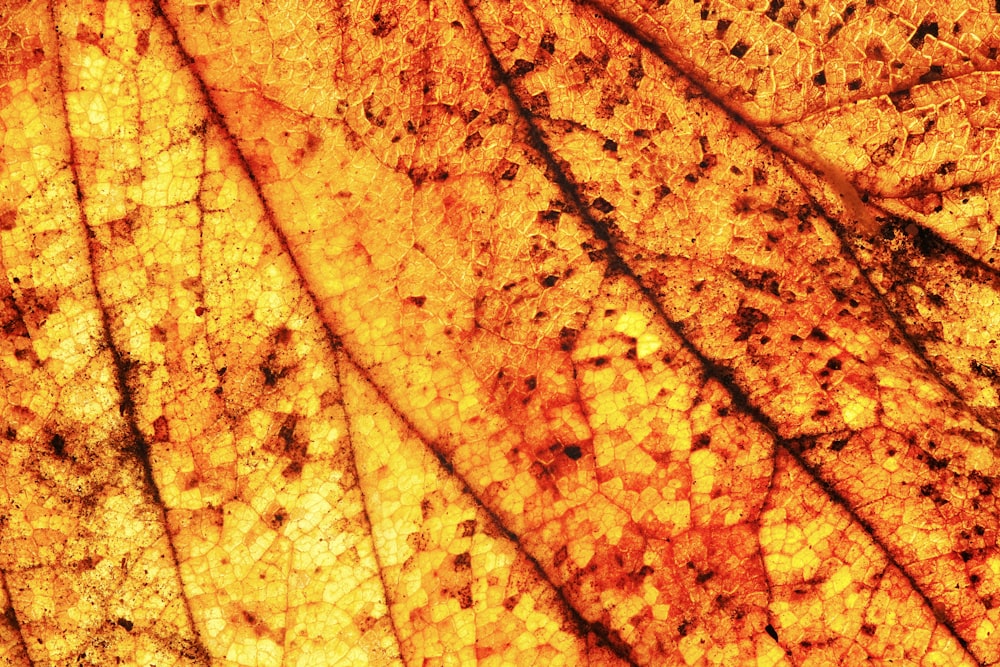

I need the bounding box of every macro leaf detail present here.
[2,0,1000,665]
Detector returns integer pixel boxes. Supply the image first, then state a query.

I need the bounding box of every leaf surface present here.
[1,0,999,664]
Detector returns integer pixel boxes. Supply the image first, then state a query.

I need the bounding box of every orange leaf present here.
[1,0,998,664]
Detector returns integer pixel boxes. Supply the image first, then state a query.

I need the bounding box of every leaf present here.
[1,0,999,665]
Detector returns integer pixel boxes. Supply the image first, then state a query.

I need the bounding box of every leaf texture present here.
[2,0,1000,665]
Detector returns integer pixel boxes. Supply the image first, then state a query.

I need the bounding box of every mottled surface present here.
[1,0,999,664]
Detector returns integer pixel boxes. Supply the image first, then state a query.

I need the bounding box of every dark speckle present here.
[909,21,939,49]
[592,197,614,213]
[4,606,19,631]
[730,41,749,58]
[509,59,535,78]
[808,327,829,341]
[812,70,826,86]
[564,445,583,460]
[764,0,784,21]
[539,31,556,54]
[765,624,779,642]
[50,433,66,458]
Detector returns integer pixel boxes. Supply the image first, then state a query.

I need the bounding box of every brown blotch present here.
[370,8,399,37]
[152,415,170,442]
[135,29,150,56]
[889,90,914,111]
[558,326,578,351]
[909,21,938,49]
[464,132,483,149]
[454,584,473,609]
[50,433,67,458]
[539,31,556,54]
[527,92,550,115]
[509,59,535,78]
[496,159,519,181]
[734,306,770,341]
[592,197,614,213]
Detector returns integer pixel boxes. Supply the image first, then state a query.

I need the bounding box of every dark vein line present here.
[582,0,1000,440]
[148,3,640,663]
[460,2,981,663]
[784,174,988,416]
[146,2,412,658]
[46,3,210,663]
[329,352,407,659]
[336,346,642,667]
[867,196,1000,280]
[0,572,34,667]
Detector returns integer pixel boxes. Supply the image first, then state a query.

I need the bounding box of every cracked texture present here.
[2,0,1000,664]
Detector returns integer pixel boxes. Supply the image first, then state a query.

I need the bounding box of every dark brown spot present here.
[909,21,939,49]
[734,306,770,342]
[539,31,556,54]
[134,29,150,56]
[592,197,614,213]
[50,433,66,458]
[152,415,170,442]
[0,210,16,230]
[509,59,535,78]
[937,161,957,175]
[764,0,784,21]
[371,9,399,37]
[4,606,19,631]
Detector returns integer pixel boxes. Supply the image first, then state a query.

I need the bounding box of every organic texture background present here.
[2,0,1000,664]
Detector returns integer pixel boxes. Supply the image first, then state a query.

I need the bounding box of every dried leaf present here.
[2,0,999,664]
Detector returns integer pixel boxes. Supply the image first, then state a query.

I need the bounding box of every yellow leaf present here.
[1,0,998,664]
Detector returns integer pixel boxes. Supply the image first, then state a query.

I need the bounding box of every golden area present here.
[2,0,1000,664]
